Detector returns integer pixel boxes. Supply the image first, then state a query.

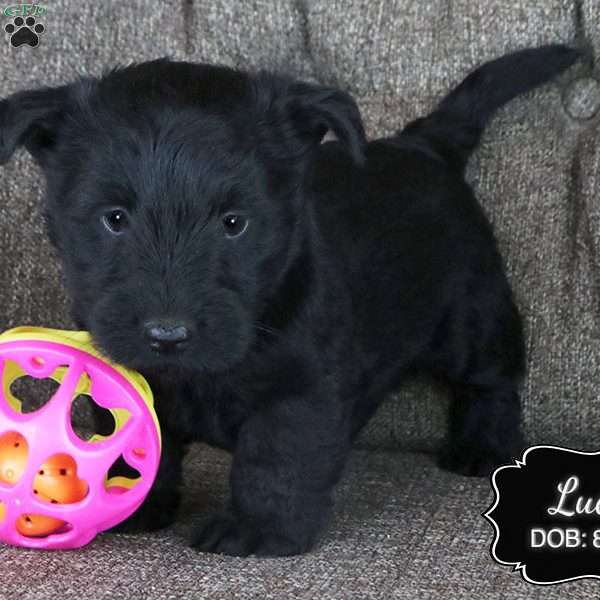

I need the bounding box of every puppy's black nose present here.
[144,321,190,353]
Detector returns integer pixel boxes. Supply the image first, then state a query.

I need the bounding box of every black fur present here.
[0,45,579,556]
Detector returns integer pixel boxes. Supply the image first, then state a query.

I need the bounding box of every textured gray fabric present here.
[0,3,599,596]
[1,445,599,600]
[304,0,575,95]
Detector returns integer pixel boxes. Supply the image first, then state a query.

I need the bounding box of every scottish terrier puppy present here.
[0,45,578,555]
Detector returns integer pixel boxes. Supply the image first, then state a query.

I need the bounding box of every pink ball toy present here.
[0,327,161,550]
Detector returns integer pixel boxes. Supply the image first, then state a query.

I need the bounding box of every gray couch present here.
[1,1,599,598]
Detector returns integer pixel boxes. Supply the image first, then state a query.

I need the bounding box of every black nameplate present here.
[485,446,600,585]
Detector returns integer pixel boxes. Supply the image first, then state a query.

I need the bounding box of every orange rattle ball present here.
[0,433,88,537]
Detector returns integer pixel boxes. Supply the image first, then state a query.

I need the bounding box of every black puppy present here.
[0,45,578,556]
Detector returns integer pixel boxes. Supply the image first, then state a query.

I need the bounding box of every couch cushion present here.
[1,446,598,599]
[303,0,574,96]
[1,1,598,452]
[584,1,600,60]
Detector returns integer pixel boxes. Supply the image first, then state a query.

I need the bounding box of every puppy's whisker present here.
[253,323,280,338]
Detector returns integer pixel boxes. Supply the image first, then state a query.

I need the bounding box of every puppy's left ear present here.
[0,85,69,166]
[255,75,366,164]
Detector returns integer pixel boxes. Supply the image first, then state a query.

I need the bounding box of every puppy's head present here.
[0,59,365,373]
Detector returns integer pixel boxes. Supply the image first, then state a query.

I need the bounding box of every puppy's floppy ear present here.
[254,74,366,164]
[0,85,69,166]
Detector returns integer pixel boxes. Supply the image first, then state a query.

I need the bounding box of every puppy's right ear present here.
[0,85,69,166]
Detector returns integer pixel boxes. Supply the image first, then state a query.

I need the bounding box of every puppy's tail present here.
[400,45,580,169]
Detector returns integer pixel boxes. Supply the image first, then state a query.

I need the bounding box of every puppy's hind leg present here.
[436,302,526,477]
[438,379,524,477]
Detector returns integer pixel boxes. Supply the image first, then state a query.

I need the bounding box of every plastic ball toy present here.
[0,327,161,549]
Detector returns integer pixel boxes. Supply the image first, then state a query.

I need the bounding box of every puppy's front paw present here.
[108,497,178,535]
[191,512,256,556]
[191,513,306,557]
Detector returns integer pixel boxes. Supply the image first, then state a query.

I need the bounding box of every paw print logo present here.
[4,16,45,48]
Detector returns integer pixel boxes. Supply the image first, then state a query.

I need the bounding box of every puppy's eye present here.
[102,209,129,234]
[222,214,248,238]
